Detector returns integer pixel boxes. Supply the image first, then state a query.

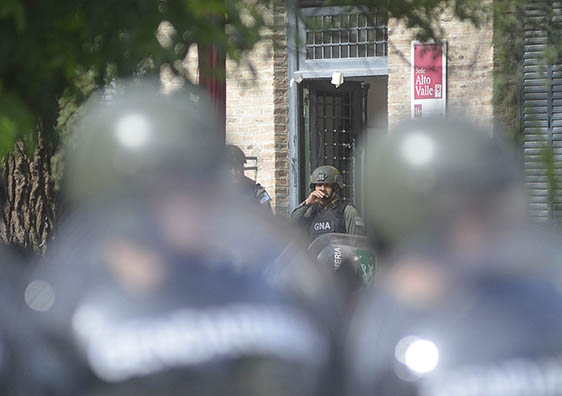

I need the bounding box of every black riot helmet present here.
[346,245,562,396]
[226,144,247,167]
[365,117,525,255]
[64,78,225,206]
[26,187,340,396]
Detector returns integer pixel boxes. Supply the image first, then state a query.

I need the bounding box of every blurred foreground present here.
[2,82,562,396]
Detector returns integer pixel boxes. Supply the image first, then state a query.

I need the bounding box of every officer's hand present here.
[305,191,325,205]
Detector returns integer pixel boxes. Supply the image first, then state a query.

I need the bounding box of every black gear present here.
[347,243,562,396]
[29,190,341,396]
[365,117,523,255]
[226,144,247,167]
[65,78,225,206]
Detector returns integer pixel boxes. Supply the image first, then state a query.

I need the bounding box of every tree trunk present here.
[1,131,55,255]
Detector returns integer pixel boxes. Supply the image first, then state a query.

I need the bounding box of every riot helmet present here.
[365,117,525,255]
[64,78,225,206]
[226,144,248,181]
[226,144,247,167]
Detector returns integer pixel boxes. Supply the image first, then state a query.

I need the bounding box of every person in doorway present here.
[291,165,364,238]
[226,144,272,214]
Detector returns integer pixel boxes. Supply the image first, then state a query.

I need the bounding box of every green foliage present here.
[8,0,560,168]
[493,0,525,141]
[493,0,562,138]
[492,0,562,225]
[0,87,34,159]
[323,0,490,41]
[0,0,272,159]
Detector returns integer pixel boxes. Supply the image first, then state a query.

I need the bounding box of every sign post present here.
[411,41,447,119]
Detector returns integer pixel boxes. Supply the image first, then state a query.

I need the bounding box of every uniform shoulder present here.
[242,175,257,186]
[343,203,362,220]
[343,202,365,233]
[342,201,358,213]
[291,201,316,217]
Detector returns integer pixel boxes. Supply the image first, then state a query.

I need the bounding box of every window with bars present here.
[305,12,388,60]
[296,6,388,78]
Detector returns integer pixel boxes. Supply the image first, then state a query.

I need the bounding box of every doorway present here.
[300,80,368,211]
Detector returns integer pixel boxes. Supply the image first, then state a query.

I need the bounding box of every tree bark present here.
[1,131,55,255]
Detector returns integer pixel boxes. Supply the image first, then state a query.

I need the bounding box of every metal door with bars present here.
[300,80,367,209]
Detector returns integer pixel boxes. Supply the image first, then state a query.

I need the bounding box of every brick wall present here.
[223,6,494,214]
[387,12,494,128]
[225,2,290,215]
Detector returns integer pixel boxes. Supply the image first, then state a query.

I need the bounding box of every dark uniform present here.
[226,144,272,213]
[240,174,272,209]
[346,118,559,396]
[25,79,340,396]
[291,166,364,238]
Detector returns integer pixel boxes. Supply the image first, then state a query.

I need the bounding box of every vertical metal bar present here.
[548,62,554,220]
[322,92,326,164]
[359,82,369,215]
[337,94,343,199]
[301,86,310,201]
[339,28,343,58]
[310,85,318,170]
[548,64,553,145]
[352,84,363,205]
[288,5,300,210]
[349,91,354,202]
[337,95,341,174]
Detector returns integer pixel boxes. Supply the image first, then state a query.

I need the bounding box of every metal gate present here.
[301,80,367,208]
[521,1,562,224]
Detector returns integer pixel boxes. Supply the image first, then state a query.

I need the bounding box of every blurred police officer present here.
[291,166,364,239]
[0,242,52,396]
[24,78,343,396]
[345,117,562,396]
[27,209,336,396]
[363,117,525,261]
[226,144,272,214]
[346,250,562,396]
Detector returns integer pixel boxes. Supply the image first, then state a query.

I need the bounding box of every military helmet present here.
[226,144,247,167]
[310,166,343,189]
[365,117,523,253]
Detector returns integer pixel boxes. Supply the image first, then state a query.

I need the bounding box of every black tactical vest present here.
[309,201,348,238]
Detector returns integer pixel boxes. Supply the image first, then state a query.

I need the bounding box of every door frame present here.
[302,79,365,205]
[287,6,388,211]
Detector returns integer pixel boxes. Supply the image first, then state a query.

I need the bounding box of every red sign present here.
[413,44,443,100]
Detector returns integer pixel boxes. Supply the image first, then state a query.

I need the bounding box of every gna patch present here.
[313,220,334,232]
